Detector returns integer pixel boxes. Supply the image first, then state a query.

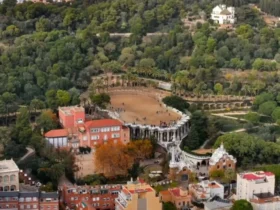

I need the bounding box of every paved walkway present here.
[17,147,35,163]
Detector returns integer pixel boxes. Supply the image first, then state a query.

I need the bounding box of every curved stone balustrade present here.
[103,88,213,172]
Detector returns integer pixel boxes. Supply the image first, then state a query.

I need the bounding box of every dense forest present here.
[0,0,279,115]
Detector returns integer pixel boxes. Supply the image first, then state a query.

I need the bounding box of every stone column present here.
[132,127,136,139]
[167,131,170,142]
[159,131,163,143]
[141,128,145,139]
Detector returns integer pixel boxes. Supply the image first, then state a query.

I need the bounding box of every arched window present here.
[217,165,220,169]
[0,176,2,183]
[4,186,9,191]
[0,187,3,192]
[10,185,16,191]
[10,175,16,182]
[3,175,9,182]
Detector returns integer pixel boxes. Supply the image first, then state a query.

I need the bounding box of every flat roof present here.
[241,171,274,181]
[0,159,19,173]
[59,106,84,116]
[204,200,232,210]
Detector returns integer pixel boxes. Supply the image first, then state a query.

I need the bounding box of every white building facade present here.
[0,159,20,192]
[237,171,280,210]
[189,180,224,201]
[211,5,235,25]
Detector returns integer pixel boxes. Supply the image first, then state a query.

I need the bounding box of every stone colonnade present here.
[126,116,189,145]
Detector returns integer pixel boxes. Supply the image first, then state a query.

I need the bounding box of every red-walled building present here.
[59,106,85,129]
[61,184,121,210]
[77,119,130,147]
[45,106,130,149]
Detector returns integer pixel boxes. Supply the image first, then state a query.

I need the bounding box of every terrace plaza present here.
[108,89,189,147]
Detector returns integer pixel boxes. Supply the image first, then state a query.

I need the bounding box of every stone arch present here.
[201,160,207,166]
[210,104,215,109]
[10,185,16,191]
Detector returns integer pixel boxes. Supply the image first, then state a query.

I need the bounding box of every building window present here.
[111,126,120,131]
[33,197,37,201]
[3,176,8,183]
[26,205,30,209]
[20,205,24,209]
[0,176,2,183]
[91,135,99,140]
[33,205,37,209]
[111,133,120,138]
[83,136,87,141]
[229,164,232,167]
[217,165,220,169]
[91,128,100,133]
[10,175,16,182]
[26,197,31,202]
[4,186,9,191]
[101,127,110,132]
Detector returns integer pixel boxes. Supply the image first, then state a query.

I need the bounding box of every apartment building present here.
[0,159,20,192]
[159,187,192,209]
[61,184,121,210]
[115,179,162,210]
[236,171,280,210]
[189,180,224,201]
[237,171,275,200]
[45,106,130,149]
[0,159,59,210]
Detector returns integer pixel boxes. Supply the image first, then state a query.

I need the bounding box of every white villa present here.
[211,5,236,25]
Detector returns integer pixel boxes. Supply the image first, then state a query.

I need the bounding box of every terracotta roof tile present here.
[160,190,170,196]
[44,129,68,138]
[170,188,180,197]
[84,119,123,128]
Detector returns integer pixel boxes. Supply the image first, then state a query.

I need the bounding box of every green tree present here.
[36,110,58,132]
[30,99,45,113]
[231,199,253,210]
[214,83,223,95]
[36,18,51,32]
[206,38,216,53]
[244,112,260,124]
[163,202,177,210]
[272,107,280,122]
[258,101,277,116]
[56,90,71,106]
[46,90,58,110]
[0,127,11,154]
[13,107,32,145]
[162,96,189,112]
[90,93,111,109]
[184,125,200,150]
